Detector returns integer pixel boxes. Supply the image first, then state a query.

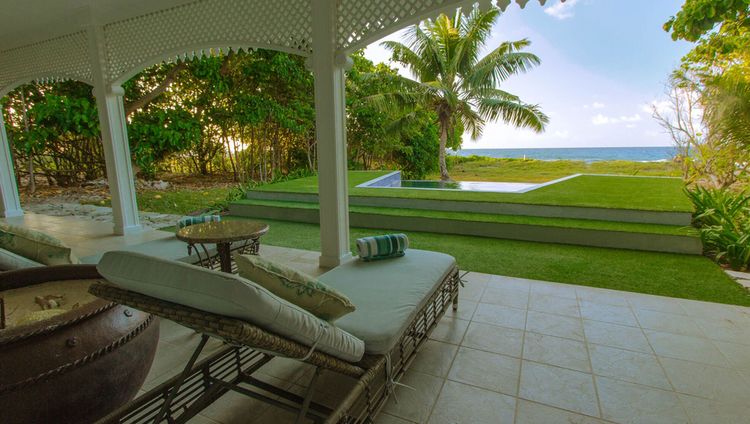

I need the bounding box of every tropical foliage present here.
[687,187,750,270]
[0,49,443,192]
[377,8,548,181]
[657,1,750,190]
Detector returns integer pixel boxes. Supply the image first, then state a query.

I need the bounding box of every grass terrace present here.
[231,217,749,306]
[253,170,694,212]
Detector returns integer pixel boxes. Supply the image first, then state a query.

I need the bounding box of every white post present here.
[311,0,352,268]
[0,111,23,218]
[88,25,141,235]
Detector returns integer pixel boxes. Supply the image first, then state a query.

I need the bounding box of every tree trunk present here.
[438,118,450,181]
[20,91,35,194]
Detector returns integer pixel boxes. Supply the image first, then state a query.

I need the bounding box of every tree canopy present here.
[377,8,548,181]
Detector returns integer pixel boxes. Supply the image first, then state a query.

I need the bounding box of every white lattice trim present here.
[337,0,555,53]
[0,31,92,96]
[103,0,313,85]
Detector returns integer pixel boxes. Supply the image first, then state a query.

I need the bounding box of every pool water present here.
[398,180,538,193]
[358,172,547,193]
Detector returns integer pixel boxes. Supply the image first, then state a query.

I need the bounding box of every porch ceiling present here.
[0,0,556,94]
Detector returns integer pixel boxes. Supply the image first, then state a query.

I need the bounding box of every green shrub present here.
[687,186,750,270]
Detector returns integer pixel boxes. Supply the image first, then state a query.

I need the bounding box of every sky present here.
[363,0,694,149]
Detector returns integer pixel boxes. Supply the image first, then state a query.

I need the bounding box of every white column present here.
[88,24,141,235]
[93,85,141,235]
[311,0,352,268]
[0,111,23,218]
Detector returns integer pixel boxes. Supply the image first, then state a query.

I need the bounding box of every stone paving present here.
[4,213,750,423]
[23,201,181,229]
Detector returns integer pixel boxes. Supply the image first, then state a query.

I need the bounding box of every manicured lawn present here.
[255,171,693,212]
[432,156,680,183]
[240,217,749,306]
[90,186,234,215]
[234,198,695,236]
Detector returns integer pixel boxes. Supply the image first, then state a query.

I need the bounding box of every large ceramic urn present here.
[0,265,159,424]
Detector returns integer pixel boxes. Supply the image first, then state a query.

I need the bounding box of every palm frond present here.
[454,7,499,76]
[467,42,540,89]
[478,97,549,133]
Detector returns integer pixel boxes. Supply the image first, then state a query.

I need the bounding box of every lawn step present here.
[229,200,702,255]
[245,190,692,226]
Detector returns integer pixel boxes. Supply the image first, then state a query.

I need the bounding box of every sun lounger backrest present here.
[97,251,365,362]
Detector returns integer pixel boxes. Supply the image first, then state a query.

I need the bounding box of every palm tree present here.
[379,7,549,181]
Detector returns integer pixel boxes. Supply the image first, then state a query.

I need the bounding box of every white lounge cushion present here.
[319,249,457,355]
[0,247,44,271]
[96,251,365,362]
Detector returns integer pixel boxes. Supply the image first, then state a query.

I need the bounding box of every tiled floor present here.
[4,213,750,423]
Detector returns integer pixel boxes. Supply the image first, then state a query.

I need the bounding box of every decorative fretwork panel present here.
[103,0,313,84]
[0,31,92,94]
[337,0,552,52]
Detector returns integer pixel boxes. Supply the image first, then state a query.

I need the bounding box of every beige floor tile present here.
[252,407,297,424]
[457,282,485,302]
[445,299,477,321]
[523,332,591,373]
[473,303,527,330]
[410,340,459,378]
[583,320,652,353]
[519,361,599,417]
[488,275,531,291]
[576,288,630,307]
[428,380,516,424]
[634,309,704,337]
[462,271,493,285]
[645,330,729,367]
[677,393,750,424]
[308,372,358,409]
[382,370,444,423]
[528,293,580,318]
[481,285,530,309]
[659,357,750,403]
[692,316,750,345]
[187,414,222,424]
[373,413,416,424]
[529,281,578,299]
[429,316,470,345]
[461,321,524,357]
[141,341,197,390]
[712,340,750,370]
[579,301,638,327]
[158,319,201,345]
[680,299,749,322]
[447,347,520,395]
[627,295,687,315]
[596,376,689,424]
[515,399,606,424]
[526,310,585,341]
[258,357,316,385]
[589,344,671,390]
[199,385,274,424]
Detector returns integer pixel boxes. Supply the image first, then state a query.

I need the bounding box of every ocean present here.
[453,146,676,162]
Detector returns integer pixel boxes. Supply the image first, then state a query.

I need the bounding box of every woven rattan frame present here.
[89,265,460,423]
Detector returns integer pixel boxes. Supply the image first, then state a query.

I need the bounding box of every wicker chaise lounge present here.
[89,249,460,424]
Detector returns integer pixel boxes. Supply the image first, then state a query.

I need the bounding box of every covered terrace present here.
[1,1,750,423]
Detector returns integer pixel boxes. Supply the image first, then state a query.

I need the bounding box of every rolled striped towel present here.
[177,214,221,229]
[356,234,409,261]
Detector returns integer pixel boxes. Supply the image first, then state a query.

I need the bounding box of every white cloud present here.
[544,0,581,20]
[554,130,571,139]
[641,100,671,115]
[583,101,605,110]
[591,113,642,125]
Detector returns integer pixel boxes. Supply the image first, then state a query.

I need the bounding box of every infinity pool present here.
[358,171,547,193]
